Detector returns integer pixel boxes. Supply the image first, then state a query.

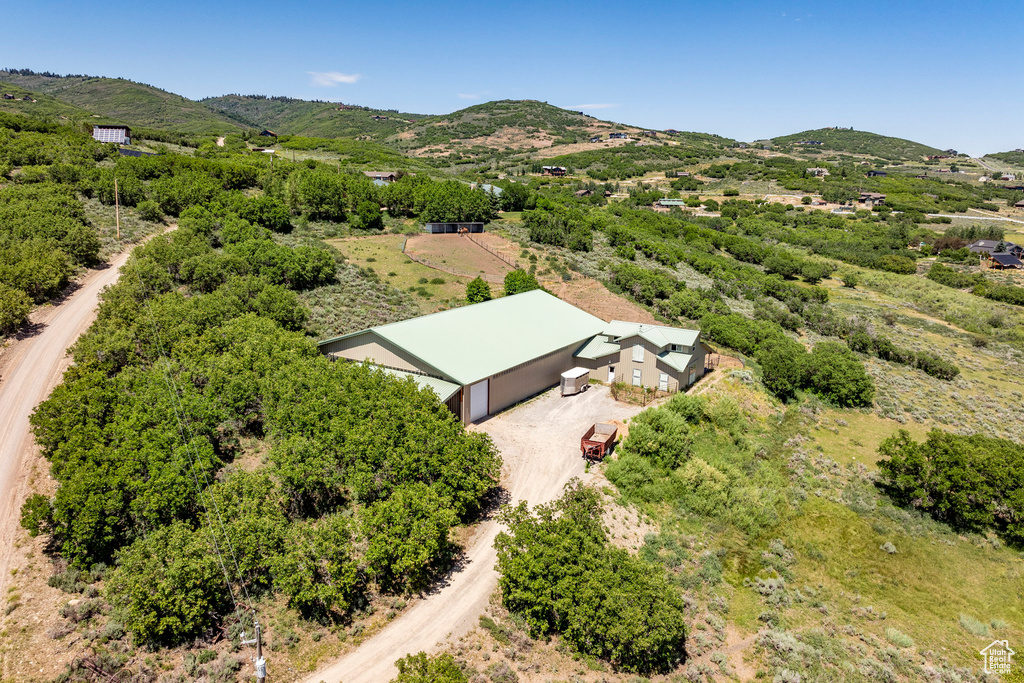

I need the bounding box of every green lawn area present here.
[326,234,469,313]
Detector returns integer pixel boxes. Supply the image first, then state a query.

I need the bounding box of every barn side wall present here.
[487,342,582,416]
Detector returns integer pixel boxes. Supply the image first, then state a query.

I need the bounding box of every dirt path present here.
[301,387,644,683]
[0,231,170,598]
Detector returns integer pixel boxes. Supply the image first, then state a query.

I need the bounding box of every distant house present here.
[1004,174,1017,182]
[657,198,688,206]
[866,170,887,177]
[589,136,602,143]
[371,115,388,121]
[1,93,14,100]
[642,130,658,138]
[926,155,950,160]
[364,171,397,183]
[575,189,592,197]
[859,192,886,206]
[944,149,959,155]
[1015,200,1024,209]
[259,130,278,137]
[989,253,1023,269]
[914,173,929,180]
[670,171,691,177]
[664,129,680,135]
[92,125,131,145]
[806,167,830,178]
[21,95,34,102]
[542,166,567,176]
[968,239,1021,256]
[479,183,504,197]
[118,149,156,158]
[737,143,749,148]
[608,132,629,140]
[797,140,823,146]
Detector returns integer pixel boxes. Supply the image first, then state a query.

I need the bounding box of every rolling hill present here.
[0,70,242,133]
[765,127,944,162]
[391,99,634,155]
[985,149,1024,168]
[200,94,424,139]
[0,80,99,123]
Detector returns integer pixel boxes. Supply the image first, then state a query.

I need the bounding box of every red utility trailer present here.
[581,422,617,460]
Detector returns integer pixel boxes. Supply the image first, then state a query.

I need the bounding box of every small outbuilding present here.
[92,125,131,145]
[423,222,484,234]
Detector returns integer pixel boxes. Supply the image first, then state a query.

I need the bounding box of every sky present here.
[2,0,1021,156]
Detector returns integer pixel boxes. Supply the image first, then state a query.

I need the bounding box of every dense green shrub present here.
[391,652,468,683]
[0,282,32,334]
[465,276,491,303]
[503,269,540,296]
[802,342,875,407]
[495,483,686,673]
[105,522,229,647]
[877,430,1024,546]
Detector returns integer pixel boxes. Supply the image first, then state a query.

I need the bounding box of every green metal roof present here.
[657,351,695,374]
[374,366,461,402]
[322,291,607,386]
[605,321,700,348]
[575,336,620,360]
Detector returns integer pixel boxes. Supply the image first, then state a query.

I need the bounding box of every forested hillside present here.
[0,70,243,133]
[767,127,944,161]
[200,94,424,139]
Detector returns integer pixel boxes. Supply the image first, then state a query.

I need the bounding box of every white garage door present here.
[469,379,489,422]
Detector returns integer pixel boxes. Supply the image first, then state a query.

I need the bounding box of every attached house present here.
[318,291,706,423]
[574,321,707,393]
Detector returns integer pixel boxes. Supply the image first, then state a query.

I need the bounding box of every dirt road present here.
[0,247,139,595]
[301,387,644,683]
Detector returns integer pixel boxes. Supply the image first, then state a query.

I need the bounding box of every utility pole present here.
[114,177,121,240]
[241,617,267,682]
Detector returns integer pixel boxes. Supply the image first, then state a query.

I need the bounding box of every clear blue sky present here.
[2,0,1020,156]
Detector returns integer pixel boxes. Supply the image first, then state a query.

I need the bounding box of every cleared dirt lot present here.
[404,233,515,283]
[301,386,645,683]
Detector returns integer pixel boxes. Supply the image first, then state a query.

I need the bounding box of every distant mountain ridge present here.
[0,68,969,160]
[0,69,243,133]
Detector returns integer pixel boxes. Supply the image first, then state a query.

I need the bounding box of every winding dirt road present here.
[301,388,644,683]
[0,248,138,594]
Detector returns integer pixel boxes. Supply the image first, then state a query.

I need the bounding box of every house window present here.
[632,368,642,386]
[632,344,644,362]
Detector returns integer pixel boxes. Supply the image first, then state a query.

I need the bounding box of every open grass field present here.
[326,234,470,314]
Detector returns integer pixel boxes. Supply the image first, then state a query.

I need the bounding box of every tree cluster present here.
[877,430,1024,546]
[495,482,687,673]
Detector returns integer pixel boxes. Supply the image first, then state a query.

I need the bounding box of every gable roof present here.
[657,351,695,374]
[605,321,700,348]
[320,290,606,385]
[991,253,1022,267]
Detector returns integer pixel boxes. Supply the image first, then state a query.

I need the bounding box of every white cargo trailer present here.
[560,367,590,396]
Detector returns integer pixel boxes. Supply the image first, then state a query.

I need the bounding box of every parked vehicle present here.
[581,422,617,460]
[560,367,590,396]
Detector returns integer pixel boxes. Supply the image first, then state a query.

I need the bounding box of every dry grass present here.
[327,235,469,313]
